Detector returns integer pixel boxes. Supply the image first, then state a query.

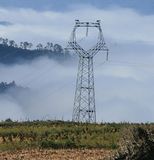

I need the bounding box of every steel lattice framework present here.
[68,20,108,123]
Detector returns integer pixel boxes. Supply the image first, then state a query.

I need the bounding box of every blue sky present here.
[0,0,154,122]
[0,0,154,14]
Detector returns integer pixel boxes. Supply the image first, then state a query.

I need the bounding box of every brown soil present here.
[0,149,111,160]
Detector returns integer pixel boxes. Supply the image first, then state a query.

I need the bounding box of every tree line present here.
[0,37,68,54]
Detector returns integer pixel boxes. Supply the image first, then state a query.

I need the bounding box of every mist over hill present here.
[0,37,74,121]
[0,81,28,94]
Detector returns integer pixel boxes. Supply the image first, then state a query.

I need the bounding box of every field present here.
[0,121,153,159]
[0,149,111,160]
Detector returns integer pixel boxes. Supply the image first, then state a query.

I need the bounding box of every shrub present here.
[110,127,154,160]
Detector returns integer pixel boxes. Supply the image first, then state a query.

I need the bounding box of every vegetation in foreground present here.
[0,120,153,152]
[111,126,154,160]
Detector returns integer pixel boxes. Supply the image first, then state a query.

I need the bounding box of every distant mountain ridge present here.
[0,37,70,64]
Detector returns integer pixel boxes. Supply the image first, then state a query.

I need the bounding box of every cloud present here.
[0,54,154,122]
[0,58,76,121]
[0,94,25,120]
[0,6,154,44]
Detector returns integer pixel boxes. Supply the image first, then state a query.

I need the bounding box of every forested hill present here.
[0,37,70,64]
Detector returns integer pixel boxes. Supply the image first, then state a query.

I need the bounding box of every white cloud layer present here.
[0,6,154,44]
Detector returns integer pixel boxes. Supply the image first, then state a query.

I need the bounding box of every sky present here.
[0,0,154,122]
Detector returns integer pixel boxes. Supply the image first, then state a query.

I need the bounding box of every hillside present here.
[0,40,70,64]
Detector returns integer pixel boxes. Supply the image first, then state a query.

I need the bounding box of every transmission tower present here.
[68,20,108,123]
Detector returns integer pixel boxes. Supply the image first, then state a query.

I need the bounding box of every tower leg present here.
[72,56,96,123]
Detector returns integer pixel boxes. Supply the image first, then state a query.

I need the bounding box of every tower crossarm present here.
[88,41,108,57]
[67,20,108,58]
[75,21,101,28]
[68,41,89,57]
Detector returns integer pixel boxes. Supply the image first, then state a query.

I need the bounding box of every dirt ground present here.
[0,149,111,160]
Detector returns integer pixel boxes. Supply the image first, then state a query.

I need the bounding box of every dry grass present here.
[0,149,111,160]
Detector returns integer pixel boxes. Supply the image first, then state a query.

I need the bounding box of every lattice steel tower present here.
[68,20,108,123]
